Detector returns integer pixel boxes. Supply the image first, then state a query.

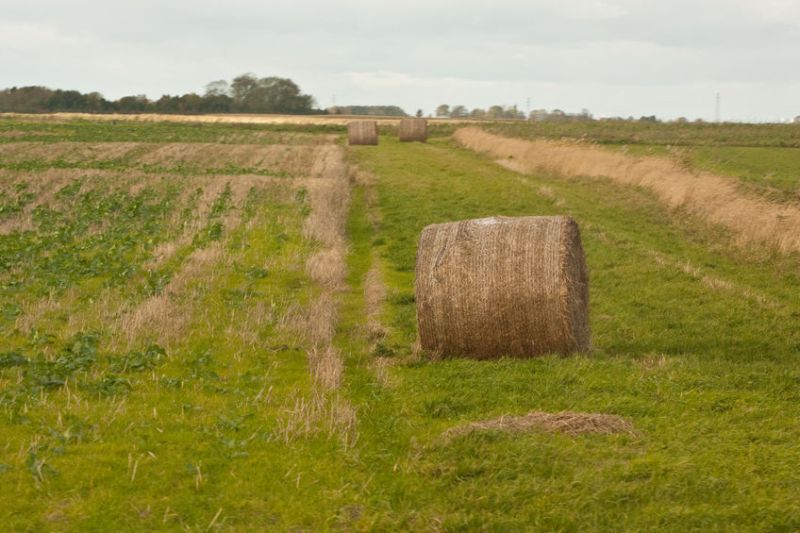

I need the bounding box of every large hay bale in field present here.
[347,121,378,145]
[415,215,590,358]
[398,118,427,142]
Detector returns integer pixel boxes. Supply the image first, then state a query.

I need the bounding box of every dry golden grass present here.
[117,244,228,351]
[136,143,316,175]
[0,142,142,163]
[0,131,27,138]
[217,131,338,145]
[305,247,347,291]
[275,392,358,449]
[443,411,635,440]
[0,141,318,176]
[0,168,180,235]
[119,178,290,350]
[1,111,480,127]
[308,345,343,391]
[455,127,800,254]
[0,169,80,234]
[302,145,350,290]
[281,143,357,443]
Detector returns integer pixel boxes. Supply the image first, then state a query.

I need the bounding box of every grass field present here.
[1,116,800,530]
[478,121,800,201]
[579,143,800,204]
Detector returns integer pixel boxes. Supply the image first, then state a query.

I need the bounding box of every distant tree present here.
[487,105,504,119]
[794,115,800,124]
[231,73,259,104]
[435,104,450,117]
[257,76,314,113]
[416,109,423,117]
[116,95,150,113]
[45,90,90,111]
[0,73,315,115]
[200,94,233,113]
[503,105,524,119]
[450,105,468,118]
[204,80,230,97]
[333,105,406,116]
[154,95,179,113]
[529,109,548,121]
[85,92,109,112]
[470,108,486,119]
[0,86,54,113]
[230,74,313,113]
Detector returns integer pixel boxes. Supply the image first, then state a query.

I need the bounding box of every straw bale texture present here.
[415,215,589,358]
[398,118,428,142]
[347,121,378,145]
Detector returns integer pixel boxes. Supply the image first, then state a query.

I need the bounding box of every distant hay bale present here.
[347,121,378,146]
[398,118,427,142]
[415,215,590,358]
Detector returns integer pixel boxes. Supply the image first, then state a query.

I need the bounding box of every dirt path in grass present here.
[454,127,800,255]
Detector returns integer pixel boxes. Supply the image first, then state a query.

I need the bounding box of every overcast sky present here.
[2,0,799,121]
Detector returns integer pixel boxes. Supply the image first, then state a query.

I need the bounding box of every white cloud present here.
[0,22,93,49]
[1,0,799,120]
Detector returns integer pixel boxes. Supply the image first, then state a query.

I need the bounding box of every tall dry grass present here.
[117,245,229,351]
[277,143,357,447]
[454,127,800,254]
[137,143,316,175]
[0,142,142,164]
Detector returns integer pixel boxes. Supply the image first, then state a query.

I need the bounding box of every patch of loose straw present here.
[443,411,635,440]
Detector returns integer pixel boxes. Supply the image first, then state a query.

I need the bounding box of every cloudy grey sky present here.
[2,0,799,121]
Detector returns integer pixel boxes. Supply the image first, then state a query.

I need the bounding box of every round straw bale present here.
[415,215,590,358]
[398,118,427,142]
[348,121,378,145]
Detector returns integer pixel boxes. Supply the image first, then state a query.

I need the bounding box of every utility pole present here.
[526,97,531,118]
[715,92,720,123]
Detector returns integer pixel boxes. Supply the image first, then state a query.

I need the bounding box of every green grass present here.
[0,116,342,144]
[607,143,800,200]
[471,119,800,200]
[2,118,800,530]
[690,145,800,199]
[472,119,800,148]
[346,136,800,530]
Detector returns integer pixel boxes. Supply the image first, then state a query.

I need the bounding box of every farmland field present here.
[1,115,800,530]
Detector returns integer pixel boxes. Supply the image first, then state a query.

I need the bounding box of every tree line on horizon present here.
[0,74,325,115]
[435,103,597,122]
